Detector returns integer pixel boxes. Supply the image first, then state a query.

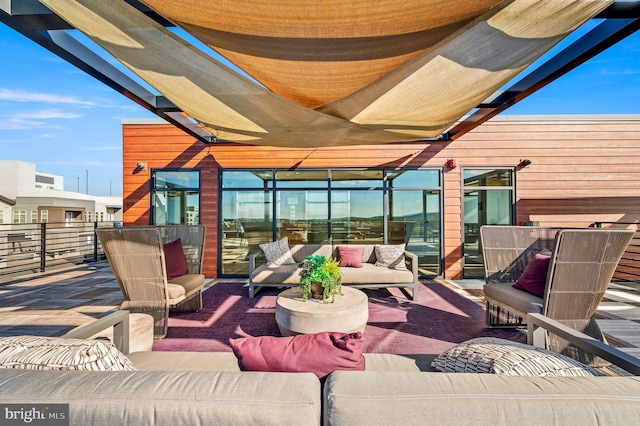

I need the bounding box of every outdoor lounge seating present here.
[248,243,419,300]
[96,225,206,339]
[1,310,640,425]
[481,225,635,365]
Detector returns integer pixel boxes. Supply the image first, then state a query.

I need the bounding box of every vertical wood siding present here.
[123,116,640,279]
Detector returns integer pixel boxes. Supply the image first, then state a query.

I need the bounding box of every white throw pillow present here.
[374,244,407,270]
[431,337,602,377]
[260,237,296,266]
[0,335,137,371]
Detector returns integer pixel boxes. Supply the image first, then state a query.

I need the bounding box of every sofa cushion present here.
[340,263,414,284]
[164,238,188,280]
[167,273,205,301]
[250,263,302,284]
[337,246,364,268]
[260,237,296,266]
[0,335,137,371]
[431,337,603,377]
[512,252,551,297]
[290,244,333,263]
[374,244,407,270]
[229,332,365,379]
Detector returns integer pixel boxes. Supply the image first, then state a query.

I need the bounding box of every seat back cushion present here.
[164,238,188,280]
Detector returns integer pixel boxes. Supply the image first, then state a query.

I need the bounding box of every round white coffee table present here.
[275,287,369,336]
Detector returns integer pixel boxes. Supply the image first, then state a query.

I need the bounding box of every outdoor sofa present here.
[1,311,640,425]
[249,241,419,300]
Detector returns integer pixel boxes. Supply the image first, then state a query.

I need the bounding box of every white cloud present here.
[0,117,44,130]
[13,110,82,119]
[0,88,95,106]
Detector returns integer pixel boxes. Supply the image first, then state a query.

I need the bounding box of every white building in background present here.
[0,160,122,225]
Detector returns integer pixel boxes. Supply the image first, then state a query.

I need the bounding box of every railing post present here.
[93,221,99,261]
[40,222,47,272]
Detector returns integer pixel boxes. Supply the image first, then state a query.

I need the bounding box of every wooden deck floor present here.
[1,260,640,360]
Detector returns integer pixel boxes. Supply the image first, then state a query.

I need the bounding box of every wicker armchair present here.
[481,225,634,366]
[96,225,206,338]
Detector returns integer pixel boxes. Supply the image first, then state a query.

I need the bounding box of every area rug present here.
[152,281,525,354]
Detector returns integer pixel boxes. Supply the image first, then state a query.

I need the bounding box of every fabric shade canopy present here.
[41,0,613,147]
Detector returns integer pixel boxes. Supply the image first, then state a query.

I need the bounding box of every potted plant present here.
[298,255,343,303]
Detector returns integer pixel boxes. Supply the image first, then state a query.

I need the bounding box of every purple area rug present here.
[152,281,525,354]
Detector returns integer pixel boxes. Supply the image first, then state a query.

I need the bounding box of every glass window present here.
[220,190,272,274]
[87,211,92,222]
[222,171,273,188]
[13,210,26,224]
[463,169,512,187]
[463,168,514,277]
[275,170,328,188]
[331,170,384,188]
[152,169,200,225]
[31,210,38,223]
[276,190,329,244]
[331,190,384,244]
[40,210,48,223]
[0,210,3,224]
[388,169,440,188]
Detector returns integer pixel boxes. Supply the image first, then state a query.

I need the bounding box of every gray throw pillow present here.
[260,237,296,266]
[374,244,407,270]
[431,337,603,377]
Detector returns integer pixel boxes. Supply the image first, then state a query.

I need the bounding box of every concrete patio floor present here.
[1,260,640,360]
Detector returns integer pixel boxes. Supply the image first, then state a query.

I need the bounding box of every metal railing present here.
[0,221,120,278]
[593,222,640,284]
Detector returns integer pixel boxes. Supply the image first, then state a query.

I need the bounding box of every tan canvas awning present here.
[41,0,613,147]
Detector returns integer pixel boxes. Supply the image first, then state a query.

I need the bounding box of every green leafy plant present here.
[299,255,343,303]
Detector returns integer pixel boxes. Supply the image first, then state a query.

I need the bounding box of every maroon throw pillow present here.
[229,332,365,379]
[512,252,551,298]
[337,246,365,268]
[164,238,188,280]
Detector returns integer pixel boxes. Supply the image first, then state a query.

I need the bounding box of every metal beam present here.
[0,6,215,143]
[447,10,640,140]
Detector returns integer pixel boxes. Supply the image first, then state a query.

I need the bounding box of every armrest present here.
[248,250,265,275]
[63,310,130,355]
[404,250,419,283]
[527,313,640,376]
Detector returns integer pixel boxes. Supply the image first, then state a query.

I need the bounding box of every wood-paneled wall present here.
[123,116,640,279]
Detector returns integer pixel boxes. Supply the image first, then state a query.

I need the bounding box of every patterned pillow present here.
[0,335,137,371]
[431,337,603,377]
[259,237,296,266]
[374,244,407,270]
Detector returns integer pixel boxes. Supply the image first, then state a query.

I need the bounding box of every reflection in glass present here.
[276,190,329,244]
[153,191,199,225]
[463,186,513,277]
[275,170,328,188]
[331,190,383,244]
[154,170,200,189]
[463,169,512,187]
[222,171,273,188]
[388,169,440,188]
[390,190,441,275]
[221,190,273,275]
[331,170,384,188]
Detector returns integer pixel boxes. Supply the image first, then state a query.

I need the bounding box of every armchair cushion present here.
[164,238,188,280]
[229,332,365,379]
[431,337,602,377]
[512,251,551,298]
[167,274,205,301]
[260,237,296,266]
[0,335,137,371]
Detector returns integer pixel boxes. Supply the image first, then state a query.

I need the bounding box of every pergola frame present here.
[1,0,639,144]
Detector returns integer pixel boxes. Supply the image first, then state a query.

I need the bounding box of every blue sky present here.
[0,19,639,196]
